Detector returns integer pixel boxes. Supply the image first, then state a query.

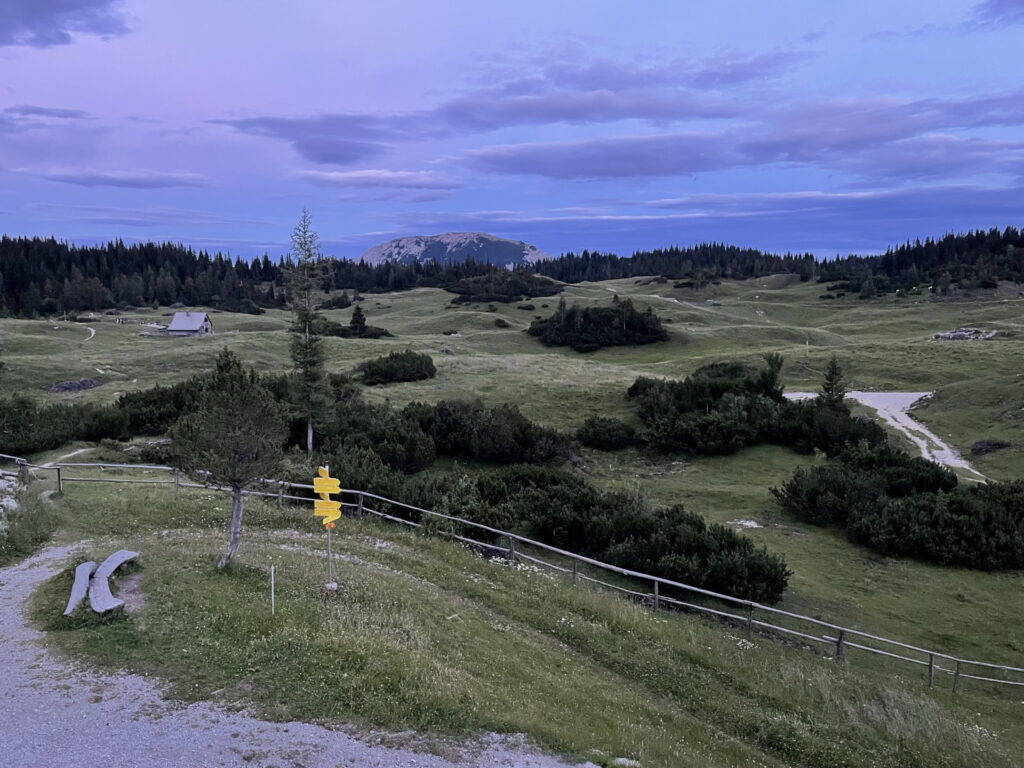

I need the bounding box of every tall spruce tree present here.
[349,304,367,335]
[819,355,848,411]
[286,209,330,454]
[168,350,285,569]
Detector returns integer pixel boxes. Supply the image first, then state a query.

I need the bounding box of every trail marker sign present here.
[313,466,341,527]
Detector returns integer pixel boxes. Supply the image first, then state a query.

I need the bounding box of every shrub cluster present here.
[317,291,352,310]
[527,297,669,352]
[576,416,641,450]
[627,357,885,457]
[772,443,1024,570]
[361,351,436,385]
[389,465,790,603]
[404,399,570,464]
[305,312,391,339]
[447,272,562,304]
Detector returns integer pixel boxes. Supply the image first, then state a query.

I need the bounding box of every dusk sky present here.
[2,0,1023,259]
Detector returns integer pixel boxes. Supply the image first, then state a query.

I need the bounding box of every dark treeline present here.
[535,244,820,284]
[0,236,500,317]
[2,227,1022,317]
[819,228,1024,297]
[0,236,283,316]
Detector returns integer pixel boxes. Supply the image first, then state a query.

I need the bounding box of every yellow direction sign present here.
[313,466,342,527]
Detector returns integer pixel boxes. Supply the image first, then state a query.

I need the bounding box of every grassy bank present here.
[30,481,1024,768]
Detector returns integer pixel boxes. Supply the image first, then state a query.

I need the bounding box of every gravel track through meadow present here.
[0,546,581,768]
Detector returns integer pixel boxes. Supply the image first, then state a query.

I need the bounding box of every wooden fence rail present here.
[4,453,1022,694]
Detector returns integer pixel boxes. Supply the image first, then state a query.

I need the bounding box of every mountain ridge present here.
[359,232,550,268]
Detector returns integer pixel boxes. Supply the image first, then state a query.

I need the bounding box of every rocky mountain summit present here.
[360,233,550,268]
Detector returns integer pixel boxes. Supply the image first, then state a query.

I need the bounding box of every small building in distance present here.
[164,311,214,337]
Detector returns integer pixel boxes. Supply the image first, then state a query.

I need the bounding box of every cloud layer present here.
[0,0,130,47]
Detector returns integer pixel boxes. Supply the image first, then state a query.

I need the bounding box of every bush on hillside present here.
[361,351,436,385]
[528,297,669,352]
[317,291,352,310]
[447,272,562,304]
[404,399,569,464]
[576,416,642,450]
[627,356,886,457]
[771,443,1023,570]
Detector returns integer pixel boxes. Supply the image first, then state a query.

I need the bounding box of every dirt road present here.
[0,547,580,768]
[785,391,985,479]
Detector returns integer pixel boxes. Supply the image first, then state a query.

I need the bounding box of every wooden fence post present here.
[508,537,517,564]
[653,580,660,611]
[277,482,283,509]
[953,660,962,693]
[56,467,63,494]
[928,653,935,688]
[835,629,846,661]
[572,560,578,585]
[173,468,180,496]
[746,603,754,633]
[357,492,365,517]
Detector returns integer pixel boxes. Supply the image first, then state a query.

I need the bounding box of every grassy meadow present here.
[28,481,1024,768]
[5,275,1024,765]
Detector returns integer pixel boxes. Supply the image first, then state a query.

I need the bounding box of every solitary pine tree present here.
[350,304,367,335]
[169,350,285,569]
[818,355,848,411]
[286,209,330,454]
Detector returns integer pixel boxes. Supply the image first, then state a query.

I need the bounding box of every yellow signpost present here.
[313,466,341,586]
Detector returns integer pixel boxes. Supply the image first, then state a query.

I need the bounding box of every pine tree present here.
[818,355,847,411]
[168,350,285,569]
[286,209,330,455]
[350,305,367,335]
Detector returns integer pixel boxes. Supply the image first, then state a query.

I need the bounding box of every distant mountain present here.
[360,232,550,268]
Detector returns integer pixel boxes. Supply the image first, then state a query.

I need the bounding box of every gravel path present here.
[0,546,582,768]
[785,391,985,478]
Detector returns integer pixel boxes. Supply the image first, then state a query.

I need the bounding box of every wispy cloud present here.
[0,104,92,134]
[34,169,207,188]
[297,169,461,201]
[969,0,1024,25]
[462,89,1024,179]
[0,0,131,48]
[296,169,459,190]
[209,48,809,164]
[27,203,265,228]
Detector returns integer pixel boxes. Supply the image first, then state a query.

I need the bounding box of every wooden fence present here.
[4,452,1023,694]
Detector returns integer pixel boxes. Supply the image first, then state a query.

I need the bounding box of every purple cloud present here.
[539,50,812,91]
[296,169,459,190]
[0,104,92,134]
[208,113,431,165]
[0,0,130,48]
[3,104,90,119]
[970,0,1024,24]
[466,133,743,178]
[35,169,207,188]
[28,203,266,227]
[209,49,803,161]
[437,89,735,132]
[296,169,460,201]
[463,89,1024,179]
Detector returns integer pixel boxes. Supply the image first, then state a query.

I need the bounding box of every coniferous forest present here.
[0,227,1022,317]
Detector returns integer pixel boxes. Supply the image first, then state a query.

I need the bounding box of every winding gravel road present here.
[0,547,581,768]
[785,391,985,478]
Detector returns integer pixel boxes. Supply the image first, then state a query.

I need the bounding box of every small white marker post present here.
[270,564,276,615]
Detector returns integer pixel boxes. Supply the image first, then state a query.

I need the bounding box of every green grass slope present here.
[31,482,1024,768]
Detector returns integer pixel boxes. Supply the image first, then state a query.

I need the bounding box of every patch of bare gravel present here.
[0,546,581,768]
